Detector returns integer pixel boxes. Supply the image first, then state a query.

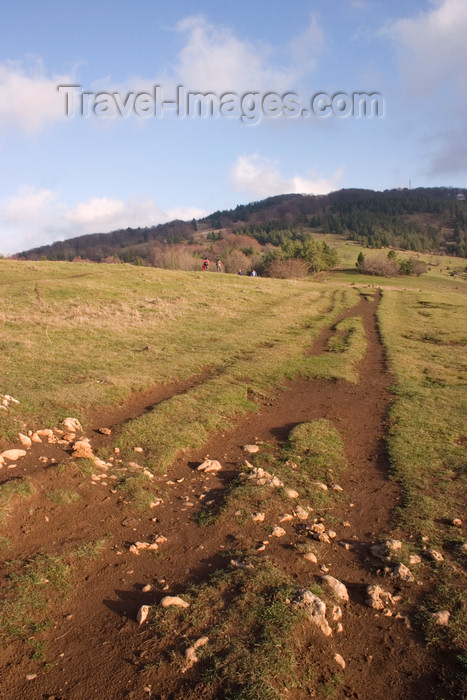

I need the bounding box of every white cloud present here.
[173,14,323,93]
[387,0,467,94]
[386,0,467,176]
[0,59,71,134]
[230,154,342,199]
[0,187,207,255]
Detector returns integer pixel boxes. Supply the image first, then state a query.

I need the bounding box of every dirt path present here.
[0,294,445,699]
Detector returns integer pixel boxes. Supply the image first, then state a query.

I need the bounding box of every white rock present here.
[292,590,332,636]
[134,447,144,453]
[295,505,309,520]
[409,554,422,566]
[366,584,395,610]
[314,533,331,544]
[427,548,444,562]
[311,522,326,534]
[279,513,293,523]
[182,636,209,673]
[272,526,286,538]
[18,433,32,448]
[137,605,150,625]
[62,417,82,433]
[327,530,337,539]
[247,467,283,488]
[230,559,254,570]
[393,563,414,583]
[142,584,152,593]
[303,552,318,563]
[332,484,344,491]
[31,432,42,443]
[197,459,222,473]
[431,610,450,625]
[334,653,346,670]
[312,481,328,491]
[284,488,299,499]
[332,605,343,621]
[243,444,259,453]
[1,449,26,461]
[336,622,344,633]
[452,518,462,527]
[252,512,265,522]
[322,576,349,602]
[160,596,189,609]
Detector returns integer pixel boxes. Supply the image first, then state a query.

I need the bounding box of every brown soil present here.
[0,294,450,699]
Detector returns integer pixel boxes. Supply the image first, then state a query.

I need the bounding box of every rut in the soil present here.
[0,294,443,700]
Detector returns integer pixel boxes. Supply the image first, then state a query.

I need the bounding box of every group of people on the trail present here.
[203,258,224,272]
[202,258,258,276]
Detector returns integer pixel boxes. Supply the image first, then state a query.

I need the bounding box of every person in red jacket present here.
[202,258,210,271]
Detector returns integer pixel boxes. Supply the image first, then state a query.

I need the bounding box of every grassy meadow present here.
[0,253,466,694]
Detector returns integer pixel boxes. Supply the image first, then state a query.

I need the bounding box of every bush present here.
[265,258,309,279]
[357,255,399,277]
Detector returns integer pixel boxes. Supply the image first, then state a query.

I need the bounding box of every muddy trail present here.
[0,294,447,699]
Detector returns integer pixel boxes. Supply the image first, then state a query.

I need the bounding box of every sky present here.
[0,0,466,255]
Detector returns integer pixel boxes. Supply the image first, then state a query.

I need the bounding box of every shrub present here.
[265,258,309,279]
[357,255,399,277]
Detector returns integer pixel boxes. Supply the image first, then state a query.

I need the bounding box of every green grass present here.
[377,286,467,684]
[146,561,310,700]
[0,259,358,445]
[0,478,35,522]
[46,489,80,505]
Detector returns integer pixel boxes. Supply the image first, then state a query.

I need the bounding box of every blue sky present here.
[0,0,466,255]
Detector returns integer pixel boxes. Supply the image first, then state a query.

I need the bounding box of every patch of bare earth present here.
[0,295,450,699]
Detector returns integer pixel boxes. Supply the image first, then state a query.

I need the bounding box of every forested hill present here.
[15,187,467,263]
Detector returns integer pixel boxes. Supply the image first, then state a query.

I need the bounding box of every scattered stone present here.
[292,590,332,637]
[312,481,328,491]
[230,559,254,570]
[334,653,346,670]
[322,576,349,602]
[284,488,299,499]
[366,584,395,610]
[303,552,318,564]
[62,417,82,433]
[243,444,259,454]
[1,449,26,461]
[143,469,154,479]
[311,523,326,534]
[431,610,450,626]
[252,512,265,522]
[327,530,337,539]
[142,584,152,593]
[98,427,111,435]
[332,484,343,492]
[182,636,209,673]
[343,521,351,528]
[137,605,150,625]
[72,439,94,459]
[393,563,415,583]
[336,622,344,633]
[427,548,444,562]
[272,526,287,538]
[332,605,342,621]
[340,542,353,551]
[25,674,37,681]
[320,565,330,573]
[134,447,143,453]
[160,596,189,609]
[295,505,309,520]
[279,513,293,523]
[460,543,467,554]
[452,518,462,527]
[37,429,54,439]
[370,539,402,561]
[197,459,222,473]
[18,433,32,448]
[409,554,422,566]
[247,467,283,488]
[314,532,331,544]
[129,545,140,555]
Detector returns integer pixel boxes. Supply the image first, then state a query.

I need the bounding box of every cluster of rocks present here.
[0,394,19,412]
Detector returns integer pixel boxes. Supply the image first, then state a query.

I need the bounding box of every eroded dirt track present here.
[0,295,445,699]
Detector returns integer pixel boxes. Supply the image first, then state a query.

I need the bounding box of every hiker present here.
[216,259,224,272]
[238,269,243,275]
[250,269,257,277]
[202,258,210,271]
